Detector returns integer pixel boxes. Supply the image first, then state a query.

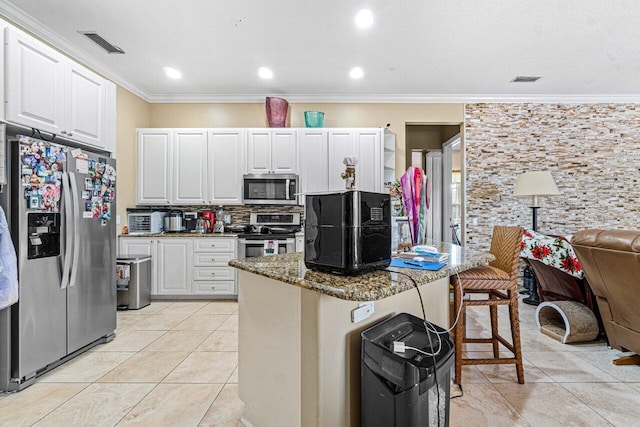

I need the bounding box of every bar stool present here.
[452,225,525,384]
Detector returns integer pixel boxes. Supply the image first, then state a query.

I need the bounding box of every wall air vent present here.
[78,31,125,54]
[511,75,541,83]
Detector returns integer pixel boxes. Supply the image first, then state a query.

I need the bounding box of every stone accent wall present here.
[465,103,640,251]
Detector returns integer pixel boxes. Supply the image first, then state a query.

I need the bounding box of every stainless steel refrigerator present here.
[0,135,116,391]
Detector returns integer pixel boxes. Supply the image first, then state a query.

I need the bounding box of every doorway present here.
[405,124,463,245]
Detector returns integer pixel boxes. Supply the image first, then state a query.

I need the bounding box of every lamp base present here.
[523,278,541,306]
[520,265,534,295]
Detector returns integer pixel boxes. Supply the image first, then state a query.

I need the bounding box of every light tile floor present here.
[1,298,639,426]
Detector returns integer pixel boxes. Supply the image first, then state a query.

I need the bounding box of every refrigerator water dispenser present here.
[27,212,60,259]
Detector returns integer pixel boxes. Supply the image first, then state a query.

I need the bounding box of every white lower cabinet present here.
[192,238,237,296]
[119,237,237,297]
[193,281,236,295]
[157,239,193,295]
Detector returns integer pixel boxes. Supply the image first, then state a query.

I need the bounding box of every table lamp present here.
[513,171,560,231]
[513,171,560,306]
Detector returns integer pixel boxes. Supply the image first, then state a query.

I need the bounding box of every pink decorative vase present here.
[266,97,288,127]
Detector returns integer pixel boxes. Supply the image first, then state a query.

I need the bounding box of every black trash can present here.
[361,313,454,427]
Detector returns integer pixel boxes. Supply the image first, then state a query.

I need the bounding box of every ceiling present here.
[3,0,640,102]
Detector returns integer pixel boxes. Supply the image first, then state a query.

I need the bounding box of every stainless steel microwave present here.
[243,174,298,205]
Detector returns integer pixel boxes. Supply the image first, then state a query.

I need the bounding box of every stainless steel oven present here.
[238,237,296,258]
[243,174,298,205]
[237,212,300,258]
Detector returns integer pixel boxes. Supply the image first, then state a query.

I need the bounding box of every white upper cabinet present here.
[271,130,297,173]
[0,18,12,121]
[173,129,208,204]
[298,129,329,198]
[208,129,244,205]
[66,63,107,147]
[6,27,66,135]
[247,130,271,174]
[327,130,357,191]
[327,129,383,192]
[355,129,382,192]
[104,82,117,156]
[137,129,172,205]
[4,26,115,152]
[134,127,384,207]
[247,129,297,174]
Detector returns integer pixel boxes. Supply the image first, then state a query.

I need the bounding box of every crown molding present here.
[0,1,152,102]
[147,93,640,104]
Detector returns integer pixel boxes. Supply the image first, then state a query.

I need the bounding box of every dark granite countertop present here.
[229,242,495,301]
[119,232,239,238]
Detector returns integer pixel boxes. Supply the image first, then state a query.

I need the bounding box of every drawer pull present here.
[211,272,216,276]
[211,258,216,262]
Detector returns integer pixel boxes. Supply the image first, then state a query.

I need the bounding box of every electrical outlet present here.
[116,215,121,225]
[351,301,374,323]
[472,217,478,226]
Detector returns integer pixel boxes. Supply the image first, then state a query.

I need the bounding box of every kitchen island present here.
[229,244,494,427]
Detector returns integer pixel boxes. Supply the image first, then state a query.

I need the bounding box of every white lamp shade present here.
[513,171,561,197]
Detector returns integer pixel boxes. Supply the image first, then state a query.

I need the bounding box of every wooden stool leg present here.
[454,282,464,384]
[509,290,525,384]
[490,292,499,358]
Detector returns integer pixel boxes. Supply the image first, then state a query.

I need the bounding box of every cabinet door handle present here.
[61,130,67,135]
[68,132,73,136]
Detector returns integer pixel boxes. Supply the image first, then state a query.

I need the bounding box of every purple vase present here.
[266,97,288,127]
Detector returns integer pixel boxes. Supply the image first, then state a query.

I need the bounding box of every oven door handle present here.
[285,179,290,200]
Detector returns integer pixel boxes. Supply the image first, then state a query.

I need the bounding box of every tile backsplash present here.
[134,204,304,225]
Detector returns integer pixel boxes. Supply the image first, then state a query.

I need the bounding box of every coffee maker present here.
[200,211,215,233]
[304,190,391,275]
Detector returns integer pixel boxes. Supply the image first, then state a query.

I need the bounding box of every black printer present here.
[304,190,391,275]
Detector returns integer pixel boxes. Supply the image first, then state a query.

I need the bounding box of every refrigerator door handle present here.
[60,172,73,289]
[68,172,80,288]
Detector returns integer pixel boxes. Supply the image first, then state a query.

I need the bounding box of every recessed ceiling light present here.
[163,67,182,79]
[355,9,374,28]
[258,67,274,79]
[350,67,364,79]
[511,75,541,83]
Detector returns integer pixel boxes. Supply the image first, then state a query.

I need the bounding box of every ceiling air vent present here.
[511,75,541,83]
[78,31,125,54]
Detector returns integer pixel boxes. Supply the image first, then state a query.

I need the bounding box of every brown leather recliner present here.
[571,229,640,354]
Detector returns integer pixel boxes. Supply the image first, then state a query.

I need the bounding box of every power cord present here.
[451,383,464,400]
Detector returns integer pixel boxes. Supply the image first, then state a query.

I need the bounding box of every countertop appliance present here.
[184,211,198,232]
[0,135,117,391]
[304,190,391,275]
[200,211,215,233]
[127,210,166,234]
[238,212,301,258]
[243,174,298,205]
[164,209,185,232]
